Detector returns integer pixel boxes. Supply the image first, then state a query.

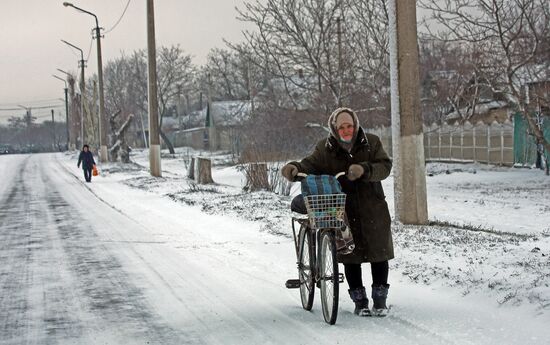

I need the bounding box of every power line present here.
[0,104,64,112]
[0,98,64,106]
[86,37,94,61]
[104,0,132,34]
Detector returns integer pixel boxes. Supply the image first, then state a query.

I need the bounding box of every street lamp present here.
[63,2,108,162]
[60,40,85,149]
[53,74,70,150]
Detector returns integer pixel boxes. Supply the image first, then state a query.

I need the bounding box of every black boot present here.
[371,284,389,316]
[348,287,371,316]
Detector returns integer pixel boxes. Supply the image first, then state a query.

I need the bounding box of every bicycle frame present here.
[291,218,344,286]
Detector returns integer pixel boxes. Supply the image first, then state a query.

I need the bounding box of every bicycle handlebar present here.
[296,172,346,179]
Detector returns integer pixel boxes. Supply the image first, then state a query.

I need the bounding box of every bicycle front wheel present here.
[298,225,315,310]
[319,230,339,325]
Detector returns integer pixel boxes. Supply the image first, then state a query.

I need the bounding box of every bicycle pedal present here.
[285,279,301,289]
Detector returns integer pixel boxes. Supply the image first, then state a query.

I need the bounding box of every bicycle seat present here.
[290,194,308,214]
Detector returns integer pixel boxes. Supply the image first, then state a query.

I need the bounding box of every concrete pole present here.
[206,73,217,151]
[53,74,70,150]
[80,58,85,149]
[51,109,56,150]
[147,0,162,177]
[388,0,428,224]
[96,26,108,162]
[67,76,77,150]
[64,87,69,150]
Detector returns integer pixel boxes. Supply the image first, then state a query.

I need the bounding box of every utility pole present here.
[79,60,85,148]
[51,109,56,150]
[53,74,70,150]
[64,87,69,150]
[95,22,108,162]
[388,0,428,224]
[63,2,108,161]
[64,73,78,150]
[206,73,217,151]
[147,0,162,177]
[61,40,86,149]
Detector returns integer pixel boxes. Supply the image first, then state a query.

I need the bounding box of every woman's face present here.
[83,146,88,152]
[337,123,355,142]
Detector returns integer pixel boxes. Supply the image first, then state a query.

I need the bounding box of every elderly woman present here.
[281,107,393,317]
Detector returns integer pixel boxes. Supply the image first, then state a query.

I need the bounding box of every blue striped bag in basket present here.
[301,175,346,229]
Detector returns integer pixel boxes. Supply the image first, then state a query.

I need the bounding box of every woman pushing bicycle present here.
[281,107,393,317]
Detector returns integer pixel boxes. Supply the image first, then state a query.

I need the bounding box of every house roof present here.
[180,100,252,129]
[445,100,510,122]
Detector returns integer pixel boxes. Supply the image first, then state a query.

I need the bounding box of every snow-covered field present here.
[1,150,549,344]
[96,148,550,308]
[121,148,550,311]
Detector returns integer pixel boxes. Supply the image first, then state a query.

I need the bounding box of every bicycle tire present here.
[298,225,315,310]
[319,230,339,325]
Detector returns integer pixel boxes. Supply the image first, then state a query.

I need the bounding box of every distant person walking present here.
[77,144,96,183]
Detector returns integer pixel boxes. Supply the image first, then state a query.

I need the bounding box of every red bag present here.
[92,165,99,176]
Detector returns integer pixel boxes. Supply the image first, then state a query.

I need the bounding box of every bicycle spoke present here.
[319,231,339,324]
[298,226,314,310]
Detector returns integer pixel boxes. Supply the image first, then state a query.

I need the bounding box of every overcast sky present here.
[0,0,255,122]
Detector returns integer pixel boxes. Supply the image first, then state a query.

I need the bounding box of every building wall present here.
[167,126,242,154]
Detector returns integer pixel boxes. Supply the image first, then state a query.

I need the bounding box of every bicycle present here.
[285,172,352,325]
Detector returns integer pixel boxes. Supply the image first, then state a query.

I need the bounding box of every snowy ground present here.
[126,148,550,309]
[0,150,549,344]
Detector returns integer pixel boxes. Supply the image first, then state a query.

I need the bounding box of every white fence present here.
[368,120,514,166]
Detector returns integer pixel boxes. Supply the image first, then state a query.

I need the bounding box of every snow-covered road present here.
[1,153,548,345]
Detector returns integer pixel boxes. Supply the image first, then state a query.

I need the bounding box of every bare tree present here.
[235,0,394,127]
[237,0,347,112]
[420,0,550,161]
[204,48,246,100]
[104,53,145,152]
[128,46,196,154]
[419,39,490,124]
[109,110,134,163]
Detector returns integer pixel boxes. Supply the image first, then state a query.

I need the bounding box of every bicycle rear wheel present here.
[298,225,315,310]
[319,230,339,324]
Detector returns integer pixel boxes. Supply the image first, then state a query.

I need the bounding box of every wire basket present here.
[303,194,346,229]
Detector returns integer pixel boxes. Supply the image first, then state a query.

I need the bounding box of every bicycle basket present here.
[303,193,346,229]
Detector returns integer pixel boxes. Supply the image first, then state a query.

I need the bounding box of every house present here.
[445,99,513,124]
[168,100,252,152]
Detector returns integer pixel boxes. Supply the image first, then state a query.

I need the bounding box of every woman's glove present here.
[347,164,365,181]
[281,164,299,182]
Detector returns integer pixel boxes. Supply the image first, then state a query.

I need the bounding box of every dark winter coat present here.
[289,126,394,264]
[78,151,95,170]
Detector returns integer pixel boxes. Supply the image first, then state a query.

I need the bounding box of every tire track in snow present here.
[0,156,88,343]
[0,155,196,344]
[0,156,34,343]
[40,156,198,344]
